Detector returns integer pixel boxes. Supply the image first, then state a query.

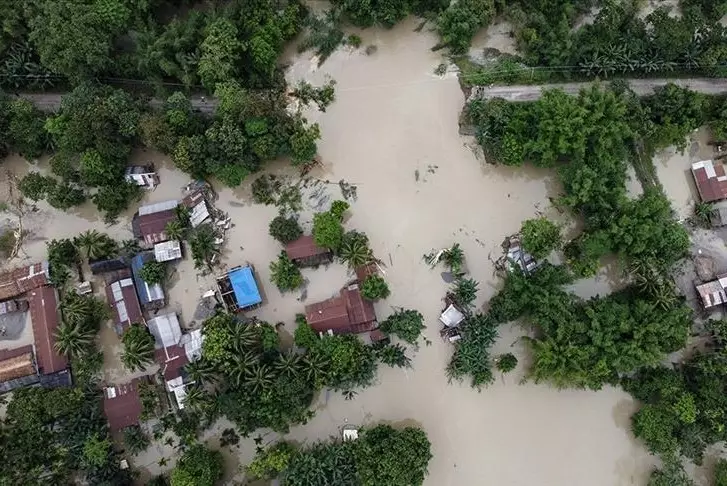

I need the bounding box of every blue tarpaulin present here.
[228,266,262,309]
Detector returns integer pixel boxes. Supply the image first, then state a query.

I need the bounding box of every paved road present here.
[15,92,218,113]
[467,78,727,102]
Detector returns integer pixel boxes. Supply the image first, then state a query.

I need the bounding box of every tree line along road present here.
[13,78,727,111]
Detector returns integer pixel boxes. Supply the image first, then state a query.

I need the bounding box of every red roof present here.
[134,209,177,244]
[305,284,377,334]
[285,235,332,261]
[0,261,49,301]
[28,286,67,374]
[105,273,144,330]
[103,380,143,431]
[692,160,727,202]
[154,345,188,381]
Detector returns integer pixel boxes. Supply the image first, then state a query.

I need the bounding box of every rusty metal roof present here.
[0,346,35,382]
[285,235,331,261]
[105,272,144,331]
[132,209,177,244]
[28,286,67,375]
[103,380,143,431]
[304,284,377,334]
[0,261,49,301]
[692,160,727,203]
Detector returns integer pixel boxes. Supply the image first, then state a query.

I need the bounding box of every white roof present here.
[138,199,178,216]
[147,312,182,349]
[166,376,187,409]
[144,281,165,302]
[180,328,205,362]
[439,304,465,327]
[154,240,182,262]
[189,200,210,228]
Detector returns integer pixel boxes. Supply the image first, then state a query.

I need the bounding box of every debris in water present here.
[414,169,420,182]
[339,179,358,201]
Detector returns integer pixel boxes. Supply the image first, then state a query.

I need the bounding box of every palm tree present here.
[74,230,116,260]
[230,351,258,387]
[54,320,95,358]
[339,236,373,268]
[450,277,478,309]
[231,323,258,353]
[190,224,219,269]
[244,363,274,394]
[184,358,217,386]
[695,201,715,227]
[121,325,155,372]
[274,351,302,376]
[303,353,330,386]
[61,292,91,326]
[165,220,185,241]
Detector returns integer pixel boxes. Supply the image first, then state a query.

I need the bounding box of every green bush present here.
[270,251,304,291]
[360,275,390,300]
[269,215,303,244]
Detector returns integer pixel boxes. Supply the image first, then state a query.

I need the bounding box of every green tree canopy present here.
[170,444,224,486]
[520,217,561,259]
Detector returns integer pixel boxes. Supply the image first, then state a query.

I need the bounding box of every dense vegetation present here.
[462,0,727,85]
[247,423,432,485]
[0,386,132,485]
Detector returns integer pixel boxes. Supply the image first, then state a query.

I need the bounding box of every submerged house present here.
[89,256,129,275]
[0,346,39,393]
[132,200,179,245]
[105,273,145,334]
[696,274,727,309]
[305,282,377,335]
[154,240,182,263]
[0,261,50,301]
[29,286,71,386]
[103,380,143,431]
[125,165,159,189]
[285,235,333,267]
[148,313,205,410]
[131,253,165,310]
[692,160,727,203]
[181,189,211,228]
[217,265,263,312]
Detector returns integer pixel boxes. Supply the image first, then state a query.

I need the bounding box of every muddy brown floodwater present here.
[0,18,657,485]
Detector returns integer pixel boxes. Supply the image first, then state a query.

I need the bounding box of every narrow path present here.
[15,78,727,112]
[467,78,727,102]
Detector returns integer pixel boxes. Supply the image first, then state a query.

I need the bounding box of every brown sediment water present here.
[0,18,658,484]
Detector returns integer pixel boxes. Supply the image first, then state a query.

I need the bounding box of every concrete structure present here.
[125,165,159,189]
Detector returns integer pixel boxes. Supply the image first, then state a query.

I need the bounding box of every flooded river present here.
[0,18,657,486]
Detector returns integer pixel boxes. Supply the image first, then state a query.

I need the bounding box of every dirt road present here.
[15,78,727,113]
[467,78,727,102]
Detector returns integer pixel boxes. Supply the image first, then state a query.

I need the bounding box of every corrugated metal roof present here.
[692,160,727,202]
[154,240,182,262]
[103,380,142,431]
[182,190,210,228]
[285,235,332,262]
[28,286,66,375]
[138,199,178,216]
[105,272,144,331]
[696,276,727,308]
[131,254,165,305]
[147,313,182,349]
[0,261,50,301]
[305,284,377,335]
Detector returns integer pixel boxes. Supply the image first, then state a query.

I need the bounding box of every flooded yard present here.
[0,17,659,486]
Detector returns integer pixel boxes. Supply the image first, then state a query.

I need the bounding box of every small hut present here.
[285,235,333,267]
[125,165,159,189]
[217,265,263,312]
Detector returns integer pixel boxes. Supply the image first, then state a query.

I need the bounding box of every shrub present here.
[269,215,303,244]
[496,353,518,373]
[330,199,349,220]
[313,211,344,250]
[270,251,304,291]
[520,217,561,259]
[380,309,424,344]
[360,275,390,300]
[139,261,166,284]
